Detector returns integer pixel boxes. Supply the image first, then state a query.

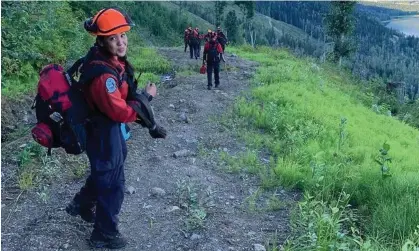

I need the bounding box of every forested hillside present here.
[256,2,419,85]
[256,1,419,128]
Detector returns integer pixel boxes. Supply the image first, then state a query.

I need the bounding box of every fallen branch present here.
[3,128,32,147]
[4,190,24,227]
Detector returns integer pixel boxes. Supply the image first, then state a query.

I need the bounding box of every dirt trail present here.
[1,47,298,251]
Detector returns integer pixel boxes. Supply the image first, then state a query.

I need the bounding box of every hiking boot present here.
[89,231,127,249]
[215,84,219,88]
[65,200,96,223]
[207,85,212,90]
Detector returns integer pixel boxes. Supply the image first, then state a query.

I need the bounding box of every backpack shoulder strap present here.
[78,62,122,87]
[67,57,85,77]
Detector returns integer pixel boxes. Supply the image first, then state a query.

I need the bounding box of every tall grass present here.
[128,46,172,75]
[127,43,172,87]
[229,46,419,247]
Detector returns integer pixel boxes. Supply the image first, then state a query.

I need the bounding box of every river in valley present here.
[386,15,419,37]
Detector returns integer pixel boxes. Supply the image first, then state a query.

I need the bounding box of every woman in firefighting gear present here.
[65,8,166,249]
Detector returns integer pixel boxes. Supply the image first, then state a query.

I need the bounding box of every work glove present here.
[149,124,167,139]
[134,116,147,128]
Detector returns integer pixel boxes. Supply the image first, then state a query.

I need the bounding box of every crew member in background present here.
[189,27,200,59]
[196,27,202,59]
[204,29,212,42]
[216,26,228,52]
[184,27,190,52]
[203,32,225,90]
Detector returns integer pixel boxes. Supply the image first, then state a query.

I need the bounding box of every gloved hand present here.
[134,116,147,127]
[149,124,167,139]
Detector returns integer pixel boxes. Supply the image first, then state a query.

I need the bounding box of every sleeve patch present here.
[106,78,117,93]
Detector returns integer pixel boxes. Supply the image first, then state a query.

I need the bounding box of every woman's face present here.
[102,32,128,57]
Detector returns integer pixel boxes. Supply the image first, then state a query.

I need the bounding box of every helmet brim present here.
[90,25,131,36]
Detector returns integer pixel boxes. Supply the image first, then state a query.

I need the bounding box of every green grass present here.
[127,44,172,88]
[176,179,214,231]
[17,143,53,190]
[229,46,419,248]
[128,46,171,75]
[1,71,38,99]
[16,143,89,191]
[175,63,201,77]
[177,69,196,77]
[219,150,261,174]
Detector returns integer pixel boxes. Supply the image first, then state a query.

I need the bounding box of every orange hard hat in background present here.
[84,8,134,36]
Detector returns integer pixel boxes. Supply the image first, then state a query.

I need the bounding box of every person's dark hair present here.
[96,36,106,46]
[94,36,114,58]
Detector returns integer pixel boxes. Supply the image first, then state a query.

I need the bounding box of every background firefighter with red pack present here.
[189,27,201,59]
[216,26,228,52]
[203,31,226,90]
[184,27,192,52]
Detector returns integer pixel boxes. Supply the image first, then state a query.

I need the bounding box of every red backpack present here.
[207,41,220,64]
[31,58,91,155]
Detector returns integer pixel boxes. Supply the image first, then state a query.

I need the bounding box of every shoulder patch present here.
[105,77,117,93]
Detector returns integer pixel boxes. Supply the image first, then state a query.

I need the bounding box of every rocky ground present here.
[1,47,299,251]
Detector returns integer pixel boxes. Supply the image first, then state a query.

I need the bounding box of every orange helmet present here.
[84,8,134,36]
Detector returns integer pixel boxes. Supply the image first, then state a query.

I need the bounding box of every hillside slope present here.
[228,46,419,249]
[171,1,323,49]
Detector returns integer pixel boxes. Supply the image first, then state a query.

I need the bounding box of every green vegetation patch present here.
[129,47,171,75]
[230,46,419,247]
